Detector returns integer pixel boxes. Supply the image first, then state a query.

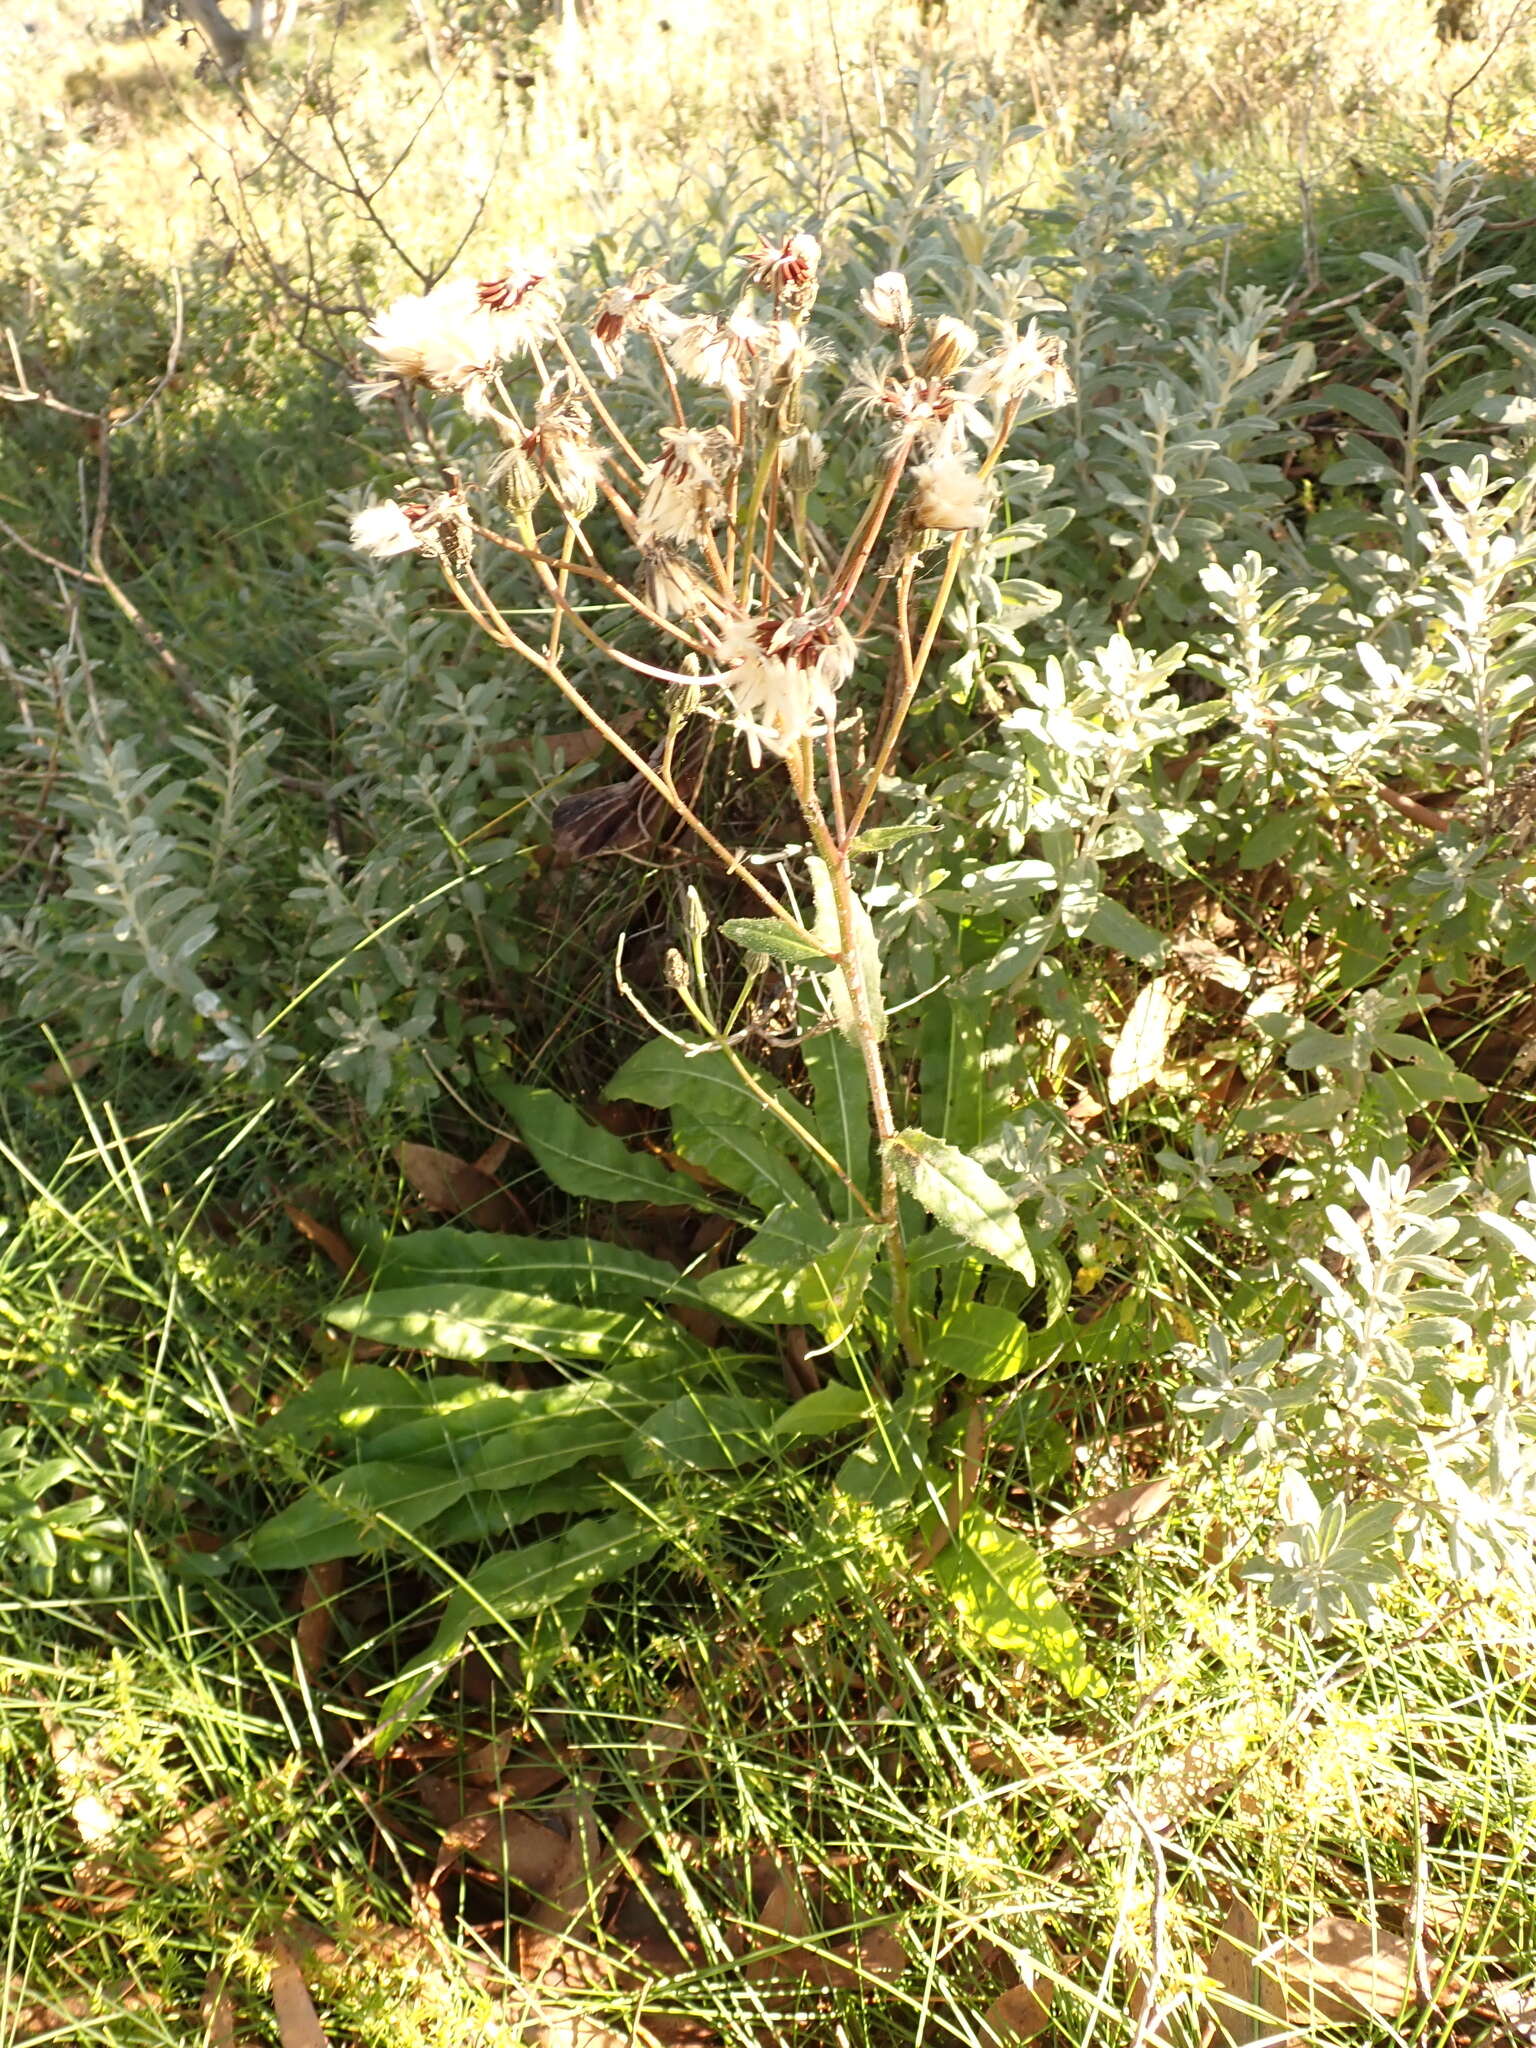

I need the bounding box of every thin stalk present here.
[791,760,916,1362]
[551,327,645,479]
[544,521,575,669]
[827,440,913,612]
[476,525,715,654]
[843,559,918,844]
[500,533,713,687]
[443,563,800,926]
[649,332,687,428]
[736,431,781,606]
[723,399,744,591]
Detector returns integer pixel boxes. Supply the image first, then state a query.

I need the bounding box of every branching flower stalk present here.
[349,235,1074,1367]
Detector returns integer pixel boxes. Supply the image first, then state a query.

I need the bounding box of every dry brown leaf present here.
[1107,976,1185,1104]
[494,714,639,770]
[967,1731,1103,1799]
[1266,1915,1418,2025]
[38,1702,123,1847]
[1487,1981,1536,2042]
[8,1980,162,2040]
[440,1807,571,1890]
[397,1141,525,1230]
[981,1979,1053,2041]
[1173,935,1252,991]
[269,1950,330,2048]
[1091,1725,1250,1849]
[1050,1474,1179,1556]
[1202,1898,1292,2047]
[201,1972,238,2048]
[295,1560,345,1680]
[472,1133,514,1178]
[283,1205,361,1281]
[27,1042,103,1095]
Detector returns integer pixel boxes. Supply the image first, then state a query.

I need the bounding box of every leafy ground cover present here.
[3,2,1536,2042]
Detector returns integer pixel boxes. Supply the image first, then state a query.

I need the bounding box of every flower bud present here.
[860,272,909,331]
[859,270,913,332]
[491,441,543,515]
[779,428,825,495]
[919,316,977,381]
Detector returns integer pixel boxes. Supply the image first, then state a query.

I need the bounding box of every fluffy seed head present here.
[362,281,500,403]
[638,542,713,621]
[589,267,681,376]
[859,271,913,332]
[745,231,822,320]
[779,427,825,494]
[966,320,1075,409]
[474,253,564,355]
[351,490,472,571]
[919,316,978,381]
[668,304,768,403]
[529,387,604,519]
[715,609,856,765]
[636,425,740,546]
[910,454,991,531]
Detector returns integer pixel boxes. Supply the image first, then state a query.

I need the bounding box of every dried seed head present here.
[360,281,500,406]
[859,270,913,332]
[911,454,992,532]
[474,253,564,355]
[715,609,856,766]
[668,303,768,403]
[919,316,978,382]
[779,427,825,495]
[350,490,473,570]
[350,499,420,558]
[638,541,713,620]
[589,266,682,377]
[745,230,822,321]
[847,358,986,455]
[966,320,1075,410]
[636,425,740,546]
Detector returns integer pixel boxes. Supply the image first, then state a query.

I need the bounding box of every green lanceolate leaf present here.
[933,1510,1103,1698]
[489,1081,716,1211]
[1085,897,1168,964]
[774,1384,872,1437]
[782,1223,881,1346]
[801,1019,873,1218]
[243,1460,467,1570]
[885,1130,1035,1282]
[836,1380,933,1510]
[627,1393,779,1475]
[671,1111,819,1216]
[427,1511,662,1665]
[258,1365,434,1448]
[423,1472,619,1548]
[365,1227,715,1310]
[919,995,989,1151]
[605,1037,807,1151]
[930,1302,1030,1384]
[850,819,938,855]
[327,1284,700,1368]
[719,916,835,965]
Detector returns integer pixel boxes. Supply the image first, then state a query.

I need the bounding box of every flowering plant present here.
[348,231,1074,1370]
